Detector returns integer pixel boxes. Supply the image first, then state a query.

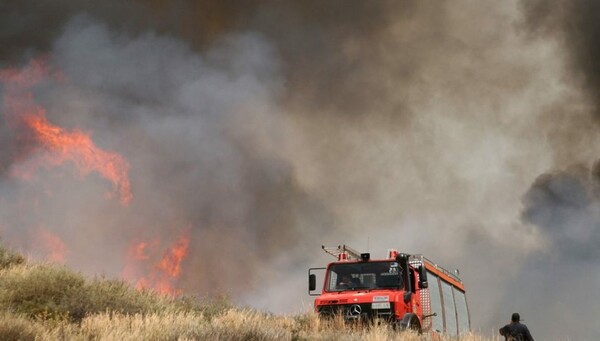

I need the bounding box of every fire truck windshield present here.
[325,261,403,292]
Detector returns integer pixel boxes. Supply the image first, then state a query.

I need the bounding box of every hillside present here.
[0,244,496,341]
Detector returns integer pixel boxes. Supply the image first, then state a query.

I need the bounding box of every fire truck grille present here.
[317,303,395,321]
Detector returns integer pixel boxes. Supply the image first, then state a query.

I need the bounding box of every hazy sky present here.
[1,1,600,339]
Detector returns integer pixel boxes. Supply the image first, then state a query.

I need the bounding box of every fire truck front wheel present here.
[397,314,421,334]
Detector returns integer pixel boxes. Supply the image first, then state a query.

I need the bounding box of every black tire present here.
[397,314,422,334]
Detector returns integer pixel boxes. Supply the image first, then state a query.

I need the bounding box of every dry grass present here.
[1,310,497,341]
[0,244,497,341]
[0,313,42,341]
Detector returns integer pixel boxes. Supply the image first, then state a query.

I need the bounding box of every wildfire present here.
[0,58,132,205]
[0,59,192,296]
[123,231,190,296]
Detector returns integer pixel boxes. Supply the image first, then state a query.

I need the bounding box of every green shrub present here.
[0,264,171,322]
[0,245,25,270]
[82,278,164,316]
[0,264,85,320]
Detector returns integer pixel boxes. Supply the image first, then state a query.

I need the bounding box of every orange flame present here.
[123,231,190,296]
[22,114,132,204]
[0,59,132,205]
[131,239,159,261]
[157,235,189,278]
[0,59,195,296]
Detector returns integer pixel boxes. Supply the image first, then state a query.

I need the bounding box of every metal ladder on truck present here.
[321,244,361,261]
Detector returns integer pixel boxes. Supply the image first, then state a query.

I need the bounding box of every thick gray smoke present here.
[0,14,330,297]
[1,1,600,340]
[518,166,600,340]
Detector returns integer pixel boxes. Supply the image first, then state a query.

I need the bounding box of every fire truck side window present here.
[454,288,470,336]
[441,280,458,337]
[427,271,444,333]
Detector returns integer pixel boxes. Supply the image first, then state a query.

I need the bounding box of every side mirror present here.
[308,267,325,296]
[309,274,316,291]
[418,266,428,288]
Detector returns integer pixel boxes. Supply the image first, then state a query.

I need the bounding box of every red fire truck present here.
[308,245,470,337]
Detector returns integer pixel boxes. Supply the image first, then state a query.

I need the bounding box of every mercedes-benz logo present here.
[348,304,362,317]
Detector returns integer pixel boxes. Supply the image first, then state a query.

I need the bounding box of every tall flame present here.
[0,59,132,205]
[157,236,189,278]
[21,114,132,204]
[123,231,190,296]
[0,59,195,296]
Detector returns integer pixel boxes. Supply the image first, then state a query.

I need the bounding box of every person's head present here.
[511,313,520,323]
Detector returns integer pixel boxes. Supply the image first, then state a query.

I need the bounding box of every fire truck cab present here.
[308,245,470,337]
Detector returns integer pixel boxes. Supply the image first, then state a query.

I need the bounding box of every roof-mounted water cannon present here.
[396,252,410,263]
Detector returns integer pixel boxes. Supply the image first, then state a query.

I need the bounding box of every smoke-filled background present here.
[1,1,600,339]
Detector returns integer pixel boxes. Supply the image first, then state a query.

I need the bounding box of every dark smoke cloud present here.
[110,1,416,118]
[2,1,600,340]
[517,165,600,340]
[522,0,600,119]
[523,167,600,260]
[517,3,600,338]
[0,1,154,63]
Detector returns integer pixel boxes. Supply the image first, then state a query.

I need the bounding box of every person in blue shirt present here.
[499,313,534,341]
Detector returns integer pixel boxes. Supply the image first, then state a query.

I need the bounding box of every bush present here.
[0,245,25,270]
[0,264,171,322]
[0,264,85,320]
[82,278,164,316]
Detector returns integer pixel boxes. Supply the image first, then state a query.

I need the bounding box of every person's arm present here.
[499,325,508,336]
[523,326,534,341]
